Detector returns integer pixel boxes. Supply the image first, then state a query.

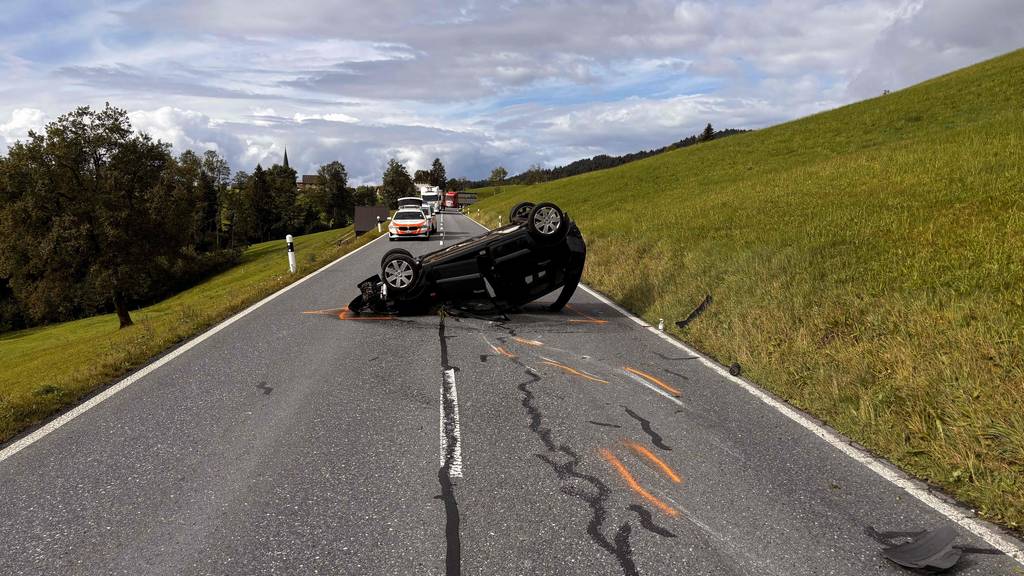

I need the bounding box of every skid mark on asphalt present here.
[627,505,677,538]
[589,421,623,429]
[623,407,672,451]
[624,440,683,484]
[437,314,462,575]
[519,370,639,575]
[601,448,679,518]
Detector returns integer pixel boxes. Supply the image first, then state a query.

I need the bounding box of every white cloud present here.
[0,108,47,150]
[0,0,1020,180]
[848,0,1024,97]
[293,112,359,124]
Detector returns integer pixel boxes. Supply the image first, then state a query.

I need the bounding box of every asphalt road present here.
[1,212,1021,575]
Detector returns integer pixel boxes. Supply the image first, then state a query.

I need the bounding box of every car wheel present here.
[381,251,420,293]
[509,202,535,225]
[527,202,567,243]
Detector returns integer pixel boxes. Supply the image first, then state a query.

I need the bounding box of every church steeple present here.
[283,147,290,169]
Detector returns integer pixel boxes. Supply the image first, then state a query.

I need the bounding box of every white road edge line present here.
[463,214,1024,564]
[0,233,388,466]
[439,368,464,478]
[621,369,684,407]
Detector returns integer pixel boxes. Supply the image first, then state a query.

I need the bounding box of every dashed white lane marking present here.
[621,369,684,406]
[462,213,1024,565]
[439,368,463,478]
[0,233,388,466]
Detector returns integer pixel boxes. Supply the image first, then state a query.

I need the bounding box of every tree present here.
[266,163,301,238]
[448,177,468,192]
[489,166,508,183]
[353,185,379,207]
[413,169,431,183]
[381,159,416,208]
[429,158,447,190]
[318,161,351,227]
[222,170,256,247]
[0,104,183,328]
[701,123,715,142]
[202,150,230,249]
[522,163,547,185]
[250,164,274,241]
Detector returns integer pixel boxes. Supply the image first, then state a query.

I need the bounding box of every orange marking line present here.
[491,345,517,358]
[540,357,609,384]
[512,336,544,347]
[337,306,393,321]
[565,304,609,325]
[624,440,683,484]
[303,308,346,316]
[600,448,679,517]
[624,366,681,397]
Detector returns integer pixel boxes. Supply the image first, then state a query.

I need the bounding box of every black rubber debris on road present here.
[588,421,623,429]
[865,526,1003,572]
[256,381,273,395]
[623,407,672,451]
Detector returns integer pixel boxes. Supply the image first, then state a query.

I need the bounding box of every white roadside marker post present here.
[376,216,382,234]
[286,234,296,274]
[658,319,665,331]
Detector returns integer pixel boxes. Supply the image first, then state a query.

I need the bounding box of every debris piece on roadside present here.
[729,362,741,376]
[675,293,712,330]
[865,526,1004,571]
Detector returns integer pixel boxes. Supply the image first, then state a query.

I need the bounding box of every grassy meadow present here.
[471,50,1024,528]
[0,226,380,444]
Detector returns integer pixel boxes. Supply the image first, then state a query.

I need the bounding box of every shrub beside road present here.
[471,50,1024,529]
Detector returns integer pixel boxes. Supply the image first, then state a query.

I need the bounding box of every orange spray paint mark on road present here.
[540,357,609,384]
[303,308,346,316]
[600,448,679,517]
[491,345,517,358]
[512,336,544,347]
[304,307,393,321]
[624,366,681,397]
[565,304,609,325]
[624,440,683,484]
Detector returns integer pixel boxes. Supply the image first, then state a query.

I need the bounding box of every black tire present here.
[526,202,567,243]
[381,251,420,293]
[509,202,535,225]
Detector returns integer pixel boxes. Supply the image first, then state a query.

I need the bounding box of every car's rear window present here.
[395,211,423,220]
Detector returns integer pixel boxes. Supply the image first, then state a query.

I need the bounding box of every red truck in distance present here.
[443,191,458,211]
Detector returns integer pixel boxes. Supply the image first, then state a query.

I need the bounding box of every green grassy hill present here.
[0,226,380,444]
[472,49,1024,528]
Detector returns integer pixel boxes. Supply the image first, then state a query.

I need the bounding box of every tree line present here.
[0,104,363,331]
[475,123,750,188]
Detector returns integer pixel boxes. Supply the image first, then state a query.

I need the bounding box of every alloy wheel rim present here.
[384,260,414,287]
[534,206,561,234]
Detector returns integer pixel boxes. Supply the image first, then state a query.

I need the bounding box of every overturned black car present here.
[349,202,585,315]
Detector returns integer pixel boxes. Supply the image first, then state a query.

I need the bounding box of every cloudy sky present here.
[0,0,1021,183]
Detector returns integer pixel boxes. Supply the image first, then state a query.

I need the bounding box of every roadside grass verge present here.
[472,50,1024,528]
[0,226,381,444]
